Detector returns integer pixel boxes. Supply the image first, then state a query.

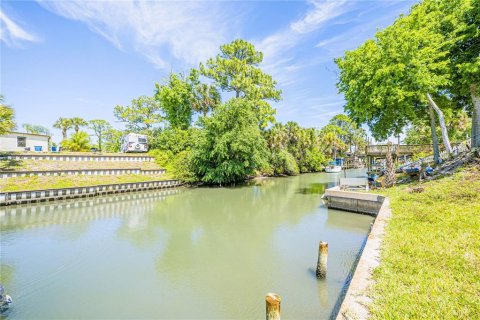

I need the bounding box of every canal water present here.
[0,170,373,319]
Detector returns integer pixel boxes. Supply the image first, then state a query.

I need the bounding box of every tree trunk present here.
[429,105,441,164]
[384,143,396,188]
[426,93,452,154]
[471,84,480,148]
[62,129,67,140]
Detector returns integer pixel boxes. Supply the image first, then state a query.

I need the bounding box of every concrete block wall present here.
[0,179,182,206]
[324,186,385,215]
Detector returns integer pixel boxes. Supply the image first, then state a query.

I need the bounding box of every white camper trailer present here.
[121,133,148,153]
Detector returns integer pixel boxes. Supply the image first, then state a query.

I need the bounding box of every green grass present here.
[0,158,162,171]
[0,174,172,192]
[370,164,480,319]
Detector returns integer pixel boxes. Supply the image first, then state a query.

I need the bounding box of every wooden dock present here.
[365,144,433,171]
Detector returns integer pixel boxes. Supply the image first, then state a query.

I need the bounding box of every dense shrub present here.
[192,99,269,184]
[270,149,299,175]
[299,149,327,173]
[170,150,197,183]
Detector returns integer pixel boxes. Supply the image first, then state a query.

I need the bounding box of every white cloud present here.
[37,0,233,69]
[0,9,39,46]
[290,0,347,34]
[259,0,348,56]
[315,1,414,58]
[257,0,349,86]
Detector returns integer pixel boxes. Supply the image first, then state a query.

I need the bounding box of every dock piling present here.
[266,293,281,320]
[316,241,328,278]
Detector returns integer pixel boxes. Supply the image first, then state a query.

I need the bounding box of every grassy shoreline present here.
[0,174,172,192]
[371,164,480,318]
[0,159,162,171]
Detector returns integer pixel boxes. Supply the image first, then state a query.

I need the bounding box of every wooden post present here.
[316,241,328,278]
[266,293,281,320]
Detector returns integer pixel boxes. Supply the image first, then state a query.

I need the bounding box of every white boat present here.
[325,164,342,173]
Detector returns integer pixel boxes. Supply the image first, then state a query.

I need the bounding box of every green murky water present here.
[0,170,373,319]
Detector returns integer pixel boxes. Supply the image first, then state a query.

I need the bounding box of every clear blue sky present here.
[1,0,415,142]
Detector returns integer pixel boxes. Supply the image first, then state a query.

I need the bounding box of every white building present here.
[0,132,50,152]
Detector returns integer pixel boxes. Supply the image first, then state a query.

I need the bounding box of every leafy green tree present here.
[0,95,15,135]
[200,39,282,128]
[446,0,480,147]
[155,73,193,130]
[404,121,434,145]
[22,124,50,136]
[302,149,327,173]
[335,1,458,161]
[89,120,112,151]
[446,110,471,142]
[114,96,162,132]
[103,128,124,152]
[405,110,471,145]
[170,150,197,183]
[61,131,91,152]
[53,117,73,140]
[328,114,367,154]
[150,127,199,155]
[192,98,269,184]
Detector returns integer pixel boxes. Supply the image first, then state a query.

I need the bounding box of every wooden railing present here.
[365,144,434,156]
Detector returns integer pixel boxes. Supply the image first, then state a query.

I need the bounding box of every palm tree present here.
[53,117,73,140]
[70,117,88,134]
[319,124,347,159]
[191,83,221,117]
[62,131,91,152]
[265,123,288,150]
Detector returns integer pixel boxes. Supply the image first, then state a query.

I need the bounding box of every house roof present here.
[6,132,51,138]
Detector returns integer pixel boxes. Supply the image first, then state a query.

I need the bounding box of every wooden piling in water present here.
[266,293,281,320]
[316,241,328,278]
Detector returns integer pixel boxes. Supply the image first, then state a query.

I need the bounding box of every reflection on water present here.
[0,170,372,319]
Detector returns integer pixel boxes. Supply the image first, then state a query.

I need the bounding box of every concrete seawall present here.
[324,186,390,319]
[324,186,384,216]
[0,179,182,206]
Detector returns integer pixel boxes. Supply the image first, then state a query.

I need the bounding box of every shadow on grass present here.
[0,159,23,171]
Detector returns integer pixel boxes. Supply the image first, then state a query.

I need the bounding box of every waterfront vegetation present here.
[336,0,480,159]
[0,173,171,192]
[371,164,480,318]
[0,0,479,318]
